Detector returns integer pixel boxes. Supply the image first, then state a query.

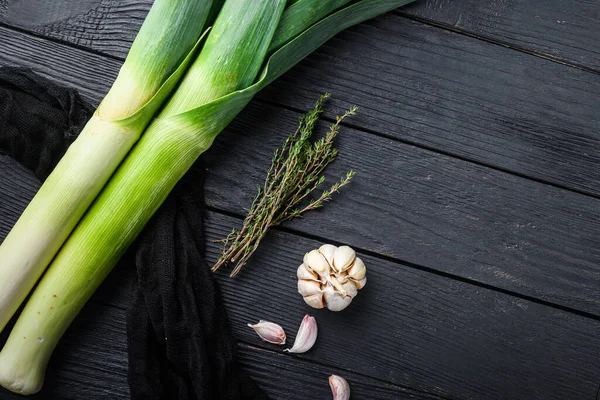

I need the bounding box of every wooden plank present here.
[0,158,441,399]
[204,101,600,316]
[1,22,600,202]
[209,213,600,400]
[401,0,600,71]
[237,345,445,400]
[260,15,600,197]
[0,26,599,315]
[0,26,117,105]
[2,0,598,72]
[0,295,433,400]
[1,156,599,399]
[0,308,439,400]
[0,0,151,59]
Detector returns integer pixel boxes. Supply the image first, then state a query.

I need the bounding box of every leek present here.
[0,0,213,334]
[270,0,354,51]
[0,0,414,394]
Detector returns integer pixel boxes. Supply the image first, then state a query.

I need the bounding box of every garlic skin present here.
[323,285,352,312]
[318,244,337,265]
[329,375,350,400]
[297,244,366,311]
[284,314,317,353]
[247,320,286,345]
[333,246,355,272]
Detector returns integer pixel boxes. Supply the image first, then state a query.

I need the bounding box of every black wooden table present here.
[1,1,599,399]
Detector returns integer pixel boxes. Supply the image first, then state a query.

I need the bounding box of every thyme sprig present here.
[212,94,356,277]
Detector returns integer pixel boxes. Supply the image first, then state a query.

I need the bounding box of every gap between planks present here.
[0,21,124,63]
[258,96,600,201]
[0,23,599,318]
[84,298,447,397]
[238,341,450,400]
[2,158,599,399]
[2,3,597,77]
[205,204,600,322]
[393,11,600,77]
[0,21,597,204]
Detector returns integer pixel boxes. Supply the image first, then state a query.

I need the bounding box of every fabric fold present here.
[0,67,266,400]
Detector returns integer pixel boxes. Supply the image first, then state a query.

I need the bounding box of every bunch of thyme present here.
[212,94,356,277]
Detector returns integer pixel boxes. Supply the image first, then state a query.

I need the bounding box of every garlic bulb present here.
[297,245,366,311]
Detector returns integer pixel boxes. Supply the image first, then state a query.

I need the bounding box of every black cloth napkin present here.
[0,67,267,400]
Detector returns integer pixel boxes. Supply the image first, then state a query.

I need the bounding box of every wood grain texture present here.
[0,298,438,399]
[1,19,600,201]
[2,0,598,72]
[0,26,599,315]
[1,158,599,400]
[0,157,443,400]
[0,0,151,58]
[237,345,446,400]
[1,6,600,399]
[260,15,600,197]
[209,213,600,400]
[0,299,440,400]
[0,26,118,104]
[205,101,600,316]
[401,0,600,71]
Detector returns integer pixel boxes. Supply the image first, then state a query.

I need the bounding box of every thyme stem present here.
[212,94,356,277]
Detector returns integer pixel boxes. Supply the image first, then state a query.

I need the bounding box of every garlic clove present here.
[247,320,286,345]
[327,275,348,297]
[334,273,349,284]
[285,314,318,353]
[303,293,325,309]
[318,244,337,266]
[347,257,366,280]
[305,249,330,275]
[353,276,367,290]
[297,263,319,281]
[333,246,356,272]
[323,285,353,312]
[298,279,322,297]
[342,280,358,299]
[303,252,309,268]
[329,375,350,400]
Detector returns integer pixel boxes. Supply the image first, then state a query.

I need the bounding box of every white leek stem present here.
[0,115,137,332]
[0,0,284,393]
[0,0,212,334]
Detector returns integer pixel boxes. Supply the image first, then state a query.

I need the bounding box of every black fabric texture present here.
[0,67,267,400]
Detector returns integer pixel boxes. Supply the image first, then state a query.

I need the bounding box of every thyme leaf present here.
[212,94,356,277]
